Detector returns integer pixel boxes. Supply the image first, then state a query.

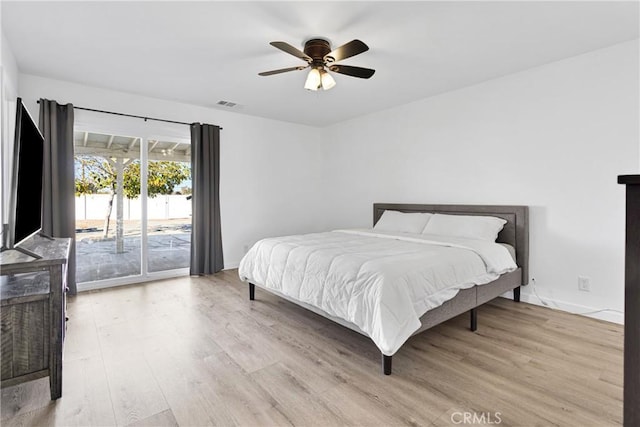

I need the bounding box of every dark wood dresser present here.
[0,236,71,400]
[619,174,639,427]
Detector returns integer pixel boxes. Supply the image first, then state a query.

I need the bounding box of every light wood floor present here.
[1,270,623,426]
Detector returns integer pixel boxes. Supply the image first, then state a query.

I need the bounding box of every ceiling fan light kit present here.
[319,69,336,90]
[304,68,321,90]
[259,38,375,91]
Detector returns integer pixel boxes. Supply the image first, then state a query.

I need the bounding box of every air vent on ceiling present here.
[217,100,238,108]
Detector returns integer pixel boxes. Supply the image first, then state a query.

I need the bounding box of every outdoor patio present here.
[75,231,190,283]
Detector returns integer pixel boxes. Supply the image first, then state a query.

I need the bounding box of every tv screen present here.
[8,98,44,247]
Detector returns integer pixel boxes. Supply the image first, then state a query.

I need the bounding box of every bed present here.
[239,203,529,375]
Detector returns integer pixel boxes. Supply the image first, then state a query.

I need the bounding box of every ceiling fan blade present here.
[329,65,375,79]
[258,65,307,76]
[324,39,369,63]
[270,41,312,62]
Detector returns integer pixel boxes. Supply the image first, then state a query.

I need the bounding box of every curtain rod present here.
[37,100,223,130]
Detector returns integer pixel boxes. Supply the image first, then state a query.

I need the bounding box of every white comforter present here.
[238,229,517,356]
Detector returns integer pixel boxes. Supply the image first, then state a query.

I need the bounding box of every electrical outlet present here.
[578,276,591,292]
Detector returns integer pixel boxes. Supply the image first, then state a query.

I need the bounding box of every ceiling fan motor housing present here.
[304,39,334,65]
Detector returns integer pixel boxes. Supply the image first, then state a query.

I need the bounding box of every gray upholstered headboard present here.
[373,203,529,285]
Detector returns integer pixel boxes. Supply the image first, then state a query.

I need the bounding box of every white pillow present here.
[374,211,432,234]
[422,214,507,241]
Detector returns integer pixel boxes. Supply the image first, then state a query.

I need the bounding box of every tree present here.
[121,161,191,198]
[75,155,190,248]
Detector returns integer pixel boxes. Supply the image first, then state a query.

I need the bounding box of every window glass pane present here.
[74,132,142,283]
[146,140,191,273]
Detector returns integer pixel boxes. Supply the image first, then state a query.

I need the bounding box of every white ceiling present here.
[2,1,638,127]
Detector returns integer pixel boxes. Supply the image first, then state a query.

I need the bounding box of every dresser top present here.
[1,236,71,272]
[1,236,71,303]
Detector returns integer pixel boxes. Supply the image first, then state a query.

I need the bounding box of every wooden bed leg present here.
[382,355,392,375]
[513,286,521,302]
[470,308,477,332]
[249,283,255,301]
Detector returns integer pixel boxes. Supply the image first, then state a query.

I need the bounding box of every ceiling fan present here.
[259,38,375,91]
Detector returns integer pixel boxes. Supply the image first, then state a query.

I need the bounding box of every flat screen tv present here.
[2,98,45,256]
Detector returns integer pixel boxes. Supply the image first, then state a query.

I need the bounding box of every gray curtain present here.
[190,123,223,275]
[39,99,77,294]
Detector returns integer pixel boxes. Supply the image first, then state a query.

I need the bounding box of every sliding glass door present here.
[74,131,190,289]
[146,140,191,273]
[74,132,142,283]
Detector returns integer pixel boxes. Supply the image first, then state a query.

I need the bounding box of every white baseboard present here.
[504,291,624,325]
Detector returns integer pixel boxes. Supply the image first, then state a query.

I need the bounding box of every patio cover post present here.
[116,157,124,253]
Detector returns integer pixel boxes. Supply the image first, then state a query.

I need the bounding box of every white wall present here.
[322,40,640,323]
[1,29,19,233]
[18,74,327,268]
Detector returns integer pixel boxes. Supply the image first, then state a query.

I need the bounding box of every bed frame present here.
[248,203,529,375]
